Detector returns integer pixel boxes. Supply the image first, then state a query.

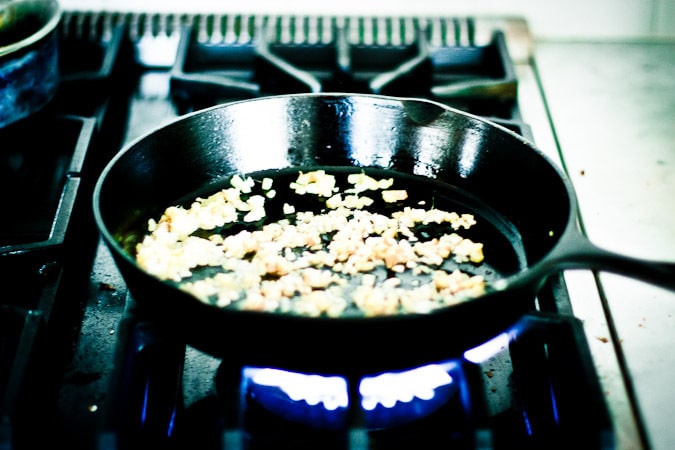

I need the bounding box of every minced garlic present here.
[135,169,486,317]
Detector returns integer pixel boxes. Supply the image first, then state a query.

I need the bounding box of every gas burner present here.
[101,310,611,449]
[240,362,463,429]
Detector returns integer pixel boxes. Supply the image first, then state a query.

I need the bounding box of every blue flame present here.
[247,367,349,410]
[244,361,460,429]
[360,364,454,410]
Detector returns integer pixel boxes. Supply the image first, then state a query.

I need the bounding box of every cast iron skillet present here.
[93,93,675,375]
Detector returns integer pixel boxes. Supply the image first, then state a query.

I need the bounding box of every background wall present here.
[59,0,675,40]
[446,0,675,40]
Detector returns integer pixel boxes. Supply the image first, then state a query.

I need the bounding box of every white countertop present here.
[533,40,675,450]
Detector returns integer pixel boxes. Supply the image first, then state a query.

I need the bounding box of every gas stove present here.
[0,9,640,450]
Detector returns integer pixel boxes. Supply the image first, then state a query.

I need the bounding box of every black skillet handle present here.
[537,230,675,292]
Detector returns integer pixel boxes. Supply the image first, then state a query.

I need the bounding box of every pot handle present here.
[525,230,675,292]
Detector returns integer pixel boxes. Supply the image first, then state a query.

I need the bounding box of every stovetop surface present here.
[0,10,643,450]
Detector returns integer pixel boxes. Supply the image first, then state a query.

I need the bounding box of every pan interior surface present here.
[119,165,528,318]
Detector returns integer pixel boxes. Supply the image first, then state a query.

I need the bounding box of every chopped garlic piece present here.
[382,190,408,203]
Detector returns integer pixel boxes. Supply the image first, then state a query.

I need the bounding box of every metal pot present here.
[0,0,61,128]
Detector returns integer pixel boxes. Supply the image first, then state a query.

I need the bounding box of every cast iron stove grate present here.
[168,15,518,121]
[0,17,134,449]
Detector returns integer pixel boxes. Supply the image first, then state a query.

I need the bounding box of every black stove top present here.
[0,11,612,450]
